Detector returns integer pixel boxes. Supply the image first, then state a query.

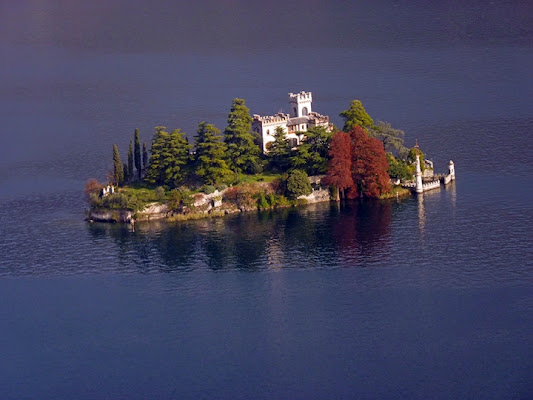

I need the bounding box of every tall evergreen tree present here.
[268,126,290,172]
[145,126,192,187]
[340,100,374,132]
[195,122,232,185]
[127,140,134,182]
[112,144,124,184]
[223,98,261,174]
[290,126,333,175]
[163,129,192,187]
[123,162,129,183]
[142,142,148,171]
[134,129,142,179]
[145,126,168,185]
[368,121,408,158]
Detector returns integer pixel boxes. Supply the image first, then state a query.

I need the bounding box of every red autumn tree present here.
[325,127,391,199]
[349,126,391,198]
[323,132,354,200]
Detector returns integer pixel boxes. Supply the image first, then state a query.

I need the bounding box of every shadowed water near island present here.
[1,0,533,398]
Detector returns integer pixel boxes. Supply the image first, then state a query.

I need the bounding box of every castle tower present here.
[415,155,423,193]
[449,160,455,180]
[289,91,312,118]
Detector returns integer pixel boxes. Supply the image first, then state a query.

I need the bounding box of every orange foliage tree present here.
[325,127,391,199]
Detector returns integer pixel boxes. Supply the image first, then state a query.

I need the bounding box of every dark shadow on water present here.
[86,200,396,273]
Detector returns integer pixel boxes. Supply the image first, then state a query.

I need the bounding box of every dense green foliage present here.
[145,126,192,187]
[268,126,291,171]
[223,98,261,174]
[368,121,408,157]
[134,129,142,179]
[407,146,426,172]
[142,142,148,171]
[285,169,312,199]
[386,153,413,181]
[290,126,333,175]
[340,100,374,132]
[195,122,232,185]
[127,141,134,182]
[112,144,124,184]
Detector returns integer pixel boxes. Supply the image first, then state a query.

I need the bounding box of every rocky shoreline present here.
[86,186,331,224]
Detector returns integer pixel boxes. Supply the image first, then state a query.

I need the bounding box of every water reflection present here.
[87,201,395,273]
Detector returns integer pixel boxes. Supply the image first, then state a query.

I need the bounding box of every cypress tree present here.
[142,142,148,170]
[134,129,142,179]
[223,98,261,174]
[112,144,124,184]
[127,140,134,182]
[123,162,129,184]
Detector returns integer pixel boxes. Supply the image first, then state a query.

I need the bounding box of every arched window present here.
[265,142,273,150]
[267,129,270,135]
[302,107,309,116]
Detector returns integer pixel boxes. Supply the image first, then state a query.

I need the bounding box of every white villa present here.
[252,91,332,153]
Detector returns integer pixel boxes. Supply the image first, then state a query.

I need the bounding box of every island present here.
[85,92,455,224]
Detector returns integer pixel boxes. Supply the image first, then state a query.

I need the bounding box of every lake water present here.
[1,1,532,398]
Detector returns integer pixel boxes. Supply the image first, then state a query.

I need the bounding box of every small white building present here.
[252,91,332,153]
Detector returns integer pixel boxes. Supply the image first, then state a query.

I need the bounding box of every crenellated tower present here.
[289,91,313,118]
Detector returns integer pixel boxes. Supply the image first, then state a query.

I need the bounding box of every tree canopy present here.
[112,144,124,185]
[290,126,333,175]
[268,126,291,172]
[223,98,261,174]
[339,100,374,132]
[134,129,142,179]
[195,122,232,185]
[368,121,408,158]
[324,127,390,199]
[145,126,192,187]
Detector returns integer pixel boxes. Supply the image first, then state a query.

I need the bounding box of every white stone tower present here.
[449,160,455,180]
[415,155,423,193]
[289,91,313,118]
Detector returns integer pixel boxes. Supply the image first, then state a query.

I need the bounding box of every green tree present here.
[127,140,134,182]
[134,129,142,179]
[163,129,192,187]
[290,126,333,175]
[386,153,413,181]
[285,169,312,199]
[123,162,129,183]
[368,121,408,157]
[142,142,148,171]
[195,122,232,185]
[112,144,124,184]
[223,98,261,174]
[145,126,168,185]
[145,126,192,187]
[268,126,290,172]
[407,146,426,172]
[340,100,374,132]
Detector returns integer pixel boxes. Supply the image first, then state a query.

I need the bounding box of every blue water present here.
[1,1,532,398]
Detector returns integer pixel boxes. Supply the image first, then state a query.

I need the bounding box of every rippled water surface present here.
[1,1,532,398]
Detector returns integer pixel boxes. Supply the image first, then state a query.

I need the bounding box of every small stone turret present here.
[449,160,455,180]
[415,155,423,193]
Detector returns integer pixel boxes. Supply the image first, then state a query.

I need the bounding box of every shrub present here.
[285,169,312,199]
[85,178,104,201]
[203,185,216,194]
[155,186,166,202]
